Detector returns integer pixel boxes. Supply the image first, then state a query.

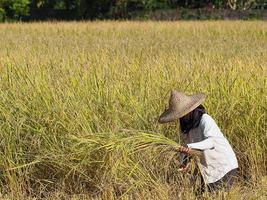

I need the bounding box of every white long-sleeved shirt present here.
[182,113,238,184]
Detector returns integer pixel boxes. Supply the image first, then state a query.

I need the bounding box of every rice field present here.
[0,21,266,199]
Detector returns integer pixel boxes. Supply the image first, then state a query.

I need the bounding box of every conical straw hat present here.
[158,90,206,123]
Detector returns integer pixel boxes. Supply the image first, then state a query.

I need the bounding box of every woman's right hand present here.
[179,145,191,154]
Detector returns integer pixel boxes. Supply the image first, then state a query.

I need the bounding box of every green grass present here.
[0,21,266,199]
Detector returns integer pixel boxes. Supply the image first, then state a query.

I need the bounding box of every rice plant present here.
[0,21,266,199]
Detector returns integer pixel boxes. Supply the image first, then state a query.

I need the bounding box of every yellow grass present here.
[0,21,266,199]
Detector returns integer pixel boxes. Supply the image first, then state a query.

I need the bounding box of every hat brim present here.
[158,93,206,123]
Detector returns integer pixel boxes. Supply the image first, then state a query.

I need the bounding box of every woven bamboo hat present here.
[158,90,206,123]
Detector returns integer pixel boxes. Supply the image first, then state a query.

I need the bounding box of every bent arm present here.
[187,138,214,150]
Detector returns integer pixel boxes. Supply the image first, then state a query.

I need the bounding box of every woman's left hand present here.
[178,163,190,172]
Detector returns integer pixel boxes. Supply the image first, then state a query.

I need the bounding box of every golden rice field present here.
[0,21,266,199]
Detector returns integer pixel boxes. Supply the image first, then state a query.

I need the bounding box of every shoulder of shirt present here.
[200,113,214,123]
[200,114,222,135]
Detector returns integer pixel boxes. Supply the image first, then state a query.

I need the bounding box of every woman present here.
[158,90,238,193]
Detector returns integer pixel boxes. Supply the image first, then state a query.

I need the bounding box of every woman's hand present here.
[178,163,189,172]
[179,145,191,154]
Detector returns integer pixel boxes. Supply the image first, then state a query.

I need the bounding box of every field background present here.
[0,21,266,199]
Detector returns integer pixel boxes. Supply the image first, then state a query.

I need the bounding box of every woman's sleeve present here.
[187,138,214,150]
[187,115,218,150]
[180,153,190,165]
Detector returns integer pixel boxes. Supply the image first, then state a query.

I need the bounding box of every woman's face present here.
[179,111,193,134]
[180,111,192,122]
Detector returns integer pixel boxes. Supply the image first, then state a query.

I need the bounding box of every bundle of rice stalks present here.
[69,130,201,158]
[120,130,201,157]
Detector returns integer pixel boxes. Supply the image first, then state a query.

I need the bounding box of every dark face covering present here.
[179,104,206,134]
